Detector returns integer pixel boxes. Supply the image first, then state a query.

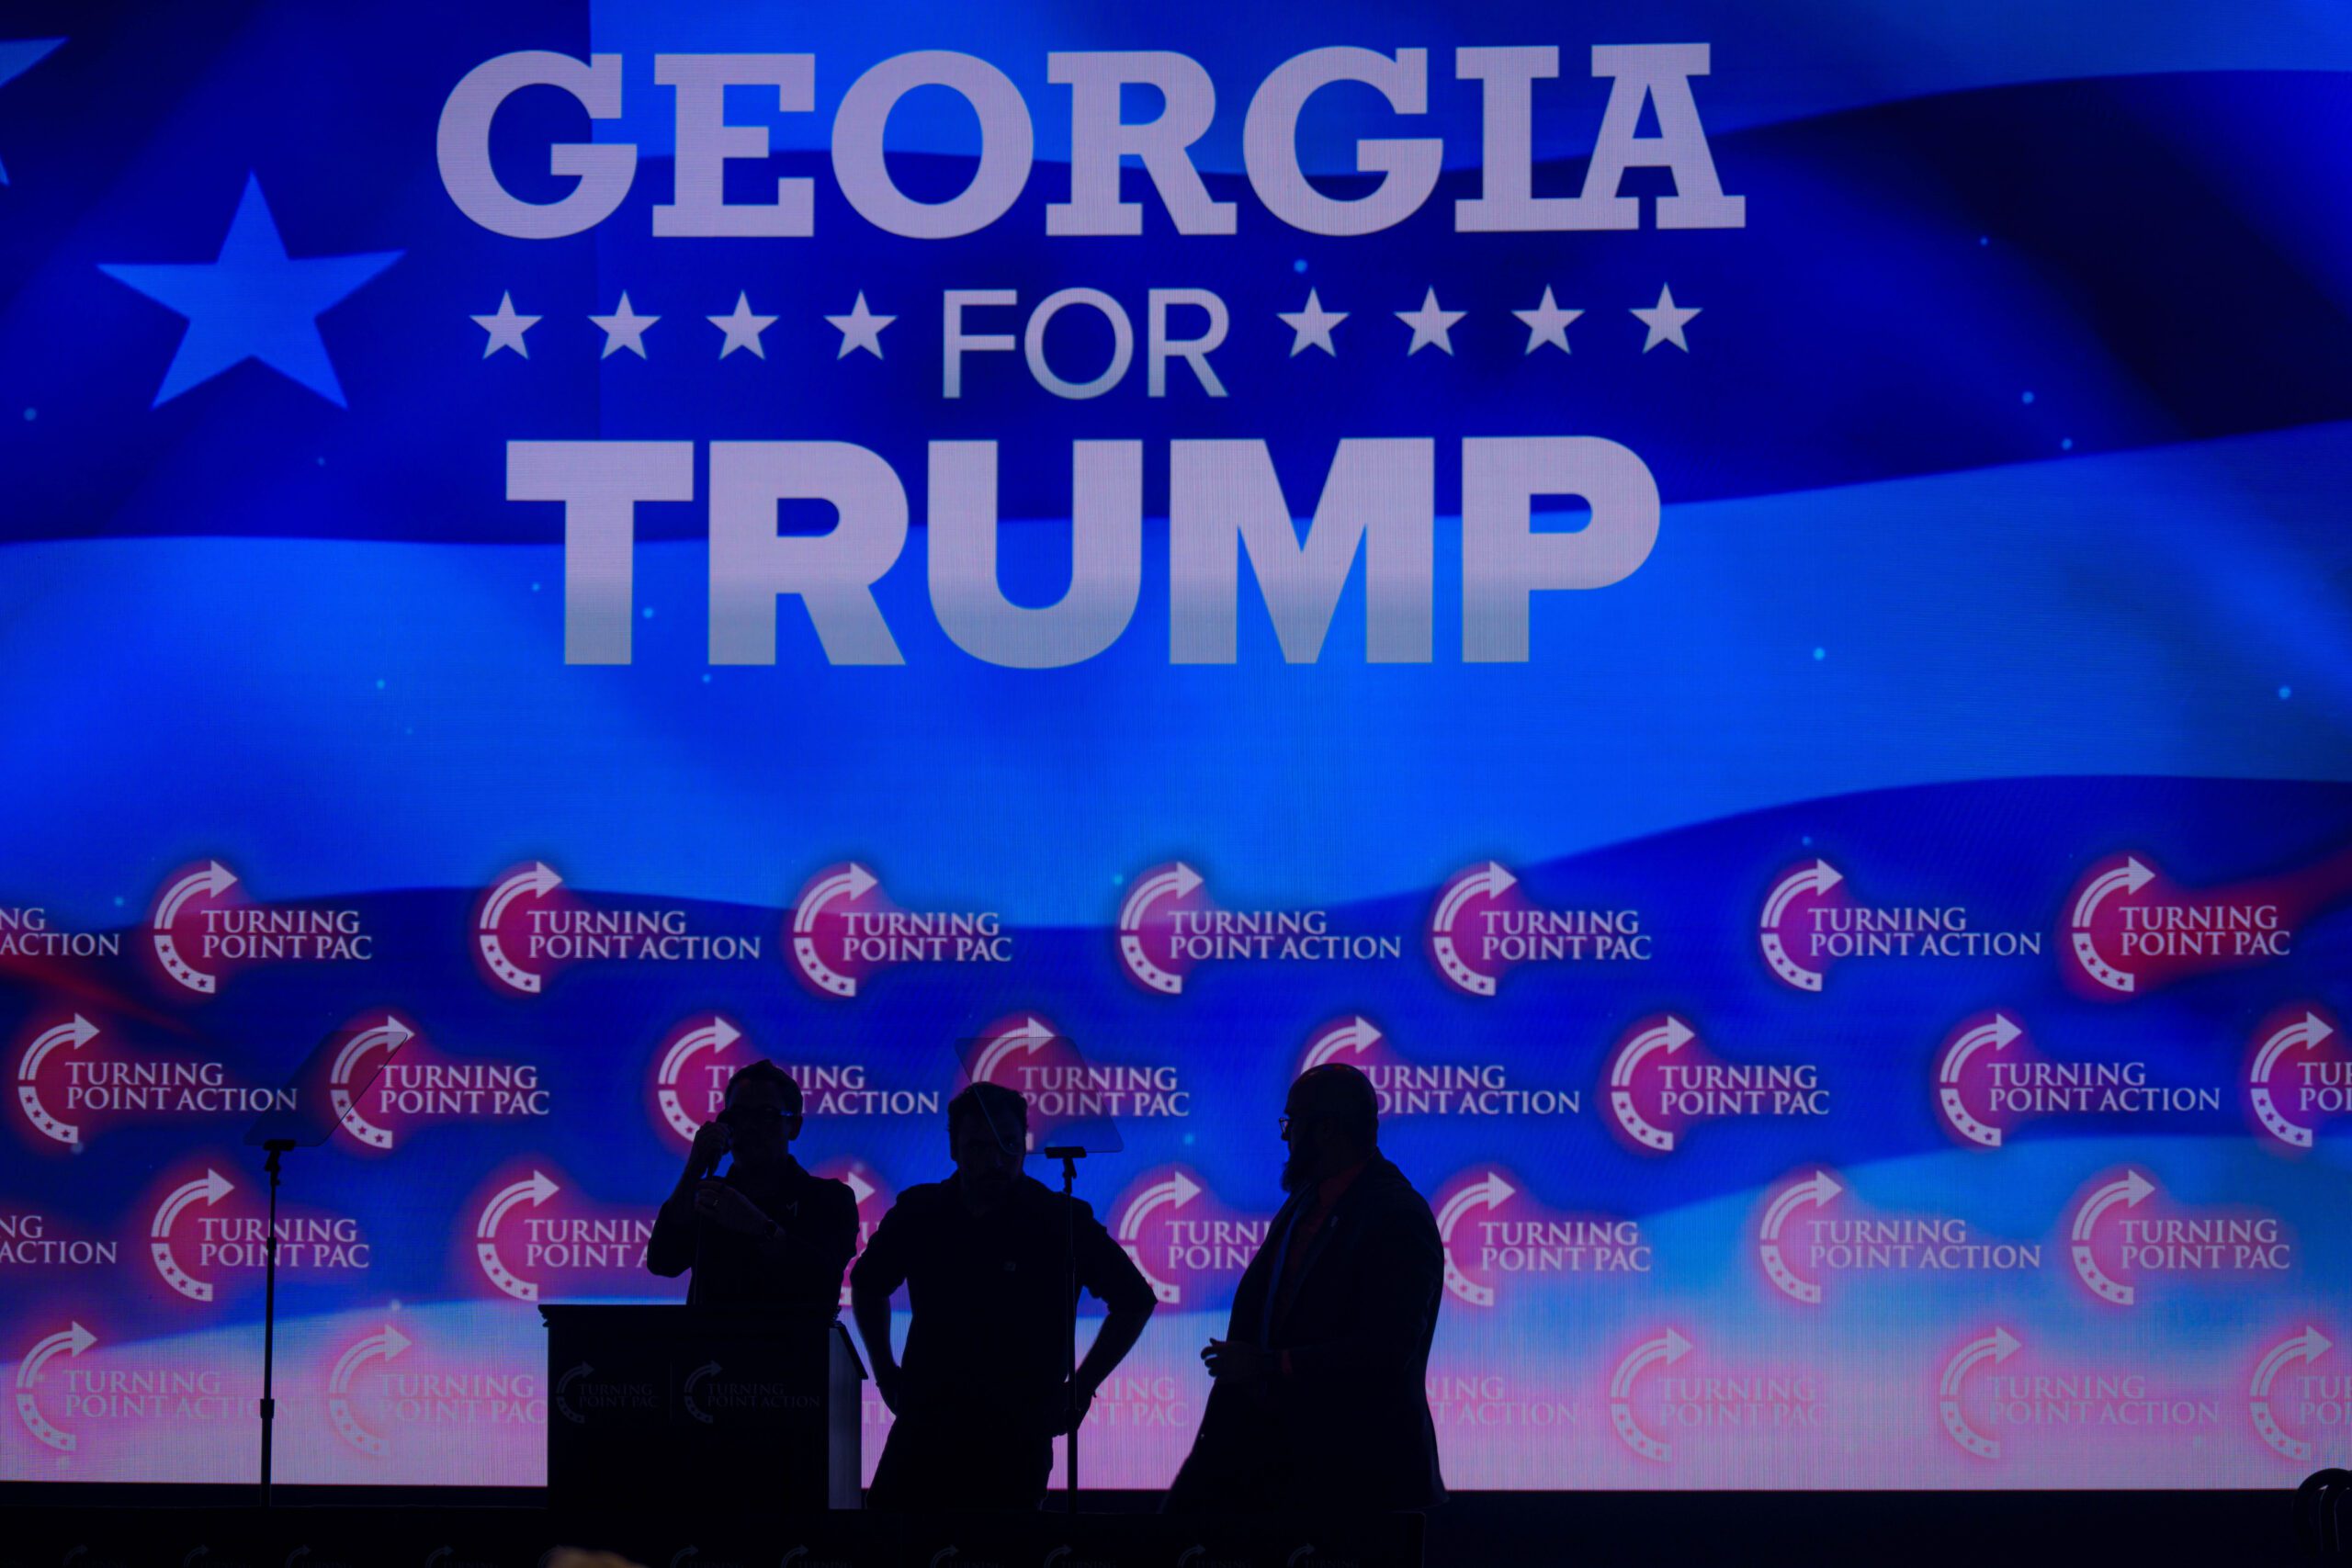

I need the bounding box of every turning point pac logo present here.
[2063,849,2344,998]
[15,1321,96,1453]
[1435,1166,1647,1308]
[147,1167,233,1301]
[1116,862,1397,995]
[329,1013,547,1154]
[326,1323,413,1457]
[145,1162,370,1303]
[788,863,1011,998]
[965,1014,1187,1137]
[149,860,374,997]
[2064,1168,2291,1307]
[1424,862,1647,997]
[1608,1329,1690,1462]
[1605,1014,1824,1153]
[1111,1166,1266,1307]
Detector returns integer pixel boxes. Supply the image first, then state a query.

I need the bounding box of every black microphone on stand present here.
[1041,1140,1088,1514]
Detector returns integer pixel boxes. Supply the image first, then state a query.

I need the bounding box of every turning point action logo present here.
[1939,1327,2225,1461]
[1757,857,2037,992]
[2064,1168,2291,1307]
[1756,1168,2035,1305]
[651,1014,940,1146]
[14,1012,302,1150]
[788,863,1011,998]
[1425,862,1648,998]
[15,1321,96,1452]
[1116,862,1398,996]
[1936,1327,2021,1459]
[474,861,761,998]
[1604,1015,1825,1153]
[1933,1010,2220,1150]
[149,861,374,997]
[471,1167,650,1302]
[1298,1015,1578,1117]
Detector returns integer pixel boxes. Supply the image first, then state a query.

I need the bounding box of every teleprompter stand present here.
[240,1015,411,1510]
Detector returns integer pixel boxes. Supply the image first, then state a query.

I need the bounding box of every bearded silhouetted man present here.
[1165,1062,1446,1512]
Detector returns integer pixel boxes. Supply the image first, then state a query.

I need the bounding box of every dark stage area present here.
[0,1488,2314,1568]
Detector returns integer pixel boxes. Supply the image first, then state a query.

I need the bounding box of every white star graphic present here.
[590,292,658,359]
[1512,287,1583,355]
[1277,289,1347,357]
[1632,284,1701,354]
[825,292,895,359]
[472,292,538,359]
[1396,288,1464,356]
[708,292,777,359]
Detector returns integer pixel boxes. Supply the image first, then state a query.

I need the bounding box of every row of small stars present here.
[473,284,1704,362]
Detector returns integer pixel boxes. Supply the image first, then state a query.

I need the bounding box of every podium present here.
[541,1305,864,1510]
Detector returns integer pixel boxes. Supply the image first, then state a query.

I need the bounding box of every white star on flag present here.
[472,292,537,358]
[826,292,895,359]
[1632,284,1701,353]
[1512,288,1582,355]
[1277,289,1347,357]
[708,292,776,359]
[591,292,658,358]
[1396,288,1464,355]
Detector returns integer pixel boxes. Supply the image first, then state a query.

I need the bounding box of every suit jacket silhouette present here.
[1167,1151,1446,1511]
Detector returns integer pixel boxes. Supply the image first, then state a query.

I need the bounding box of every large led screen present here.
[4,0,2351,1492]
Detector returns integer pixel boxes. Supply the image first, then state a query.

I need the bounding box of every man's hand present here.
[685,1121,732,1179]
[1201,1338,1273,1382]
[871,1362,906,1416]
[1046,1379,1096,1436]
[693,1179,772,1237]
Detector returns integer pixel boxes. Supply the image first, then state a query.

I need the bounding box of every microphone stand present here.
[258,1137,296,1511]
[1043,1144,1086,1514]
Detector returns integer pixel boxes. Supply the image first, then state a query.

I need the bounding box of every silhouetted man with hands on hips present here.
[1165,1062,1447,1512]
[852,1082,1157,1510]
[646,1060,857,1314]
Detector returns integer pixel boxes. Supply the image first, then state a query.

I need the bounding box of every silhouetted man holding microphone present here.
[647,1060,858,1314]
[852,1081,1156,1510]
[1166,1063,1447,1512]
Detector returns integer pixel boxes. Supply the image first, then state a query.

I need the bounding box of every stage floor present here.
[0,1488,2309,1568]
